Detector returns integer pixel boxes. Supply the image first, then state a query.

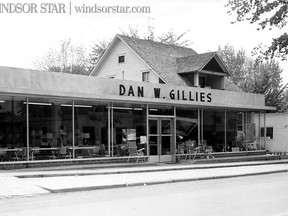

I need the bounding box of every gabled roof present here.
[91,34,238,91]
[177,52,216,73]
[116,34,198,86]
[176,52,229,75]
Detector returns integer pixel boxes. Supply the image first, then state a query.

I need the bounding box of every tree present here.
[218,45,249,89]
[120,25,192,47]
[35,39,90,75]
[157,29,191,47]
[218,44,288,111]
[226,0,288,60]
[88,40,109,73]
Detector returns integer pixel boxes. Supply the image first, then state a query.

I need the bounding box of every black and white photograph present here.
[0,0,288,215]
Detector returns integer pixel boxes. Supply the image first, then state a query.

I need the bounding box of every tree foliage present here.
[218,44,288,111]
[226,0,288,60]
[120,25,192,47]
[35,39,90,75]
[157,29,191,47]
[88,40,109,73]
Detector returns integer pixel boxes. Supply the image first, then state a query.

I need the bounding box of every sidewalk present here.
[1,159,288,199]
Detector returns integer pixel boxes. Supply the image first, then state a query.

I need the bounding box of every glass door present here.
[148,118,174,162]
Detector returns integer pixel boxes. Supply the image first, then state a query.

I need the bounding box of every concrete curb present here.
[2,159,288,199]
[16,159,288,179]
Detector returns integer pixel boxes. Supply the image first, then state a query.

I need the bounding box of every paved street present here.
[1,172,288,216]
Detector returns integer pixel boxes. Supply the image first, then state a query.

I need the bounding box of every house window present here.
[261,127,273,139]
[118,55,125,63]
[199,76,206,88]
[142,71,150,82]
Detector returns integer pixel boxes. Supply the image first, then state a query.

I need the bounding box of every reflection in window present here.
[112,103,147,157]
[28,98,72,160]
[0,97,26,149]
[74,101,108,158]
[226,111,256,151]
[176,108,198,154]
[203,110,225,152]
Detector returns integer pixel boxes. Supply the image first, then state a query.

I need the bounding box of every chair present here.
[185,145,194,160]
[32,149,42,160]
[205,146,214,159]
[89,146,100,157]
[99,144,106,156]
[19,148,28,161]
[115,144,129,156]
[137,148,145,156]
[127,142,143,163]
[58,147,70,159]
[185,145,200,160]
[9,149,22,161]
[0,149,8,161]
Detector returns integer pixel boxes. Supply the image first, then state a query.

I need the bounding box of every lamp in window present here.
[83,133,90,145]
[46,133,53,146]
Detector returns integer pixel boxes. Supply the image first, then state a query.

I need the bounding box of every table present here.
[0,148,23,161]
[30,147,58,160]
[29,146,98,160]
[68,146,95,158]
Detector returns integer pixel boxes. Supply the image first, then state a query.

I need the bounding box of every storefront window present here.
[226,111,256,151]
[74,101,108,158]
[203,109,225,152]
[245,112,257,150]
[28,98,72,160]
[226,111,240,151]
[0,96,27,149]
[176,107,198,154]
[112,103,147,157]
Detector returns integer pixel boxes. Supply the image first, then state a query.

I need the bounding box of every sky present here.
[1,0,287,83]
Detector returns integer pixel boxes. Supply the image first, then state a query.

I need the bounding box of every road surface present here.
[1,172,288,216]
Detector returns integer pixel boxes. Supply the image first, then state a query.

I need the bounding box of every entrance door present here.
[148,118,174,163]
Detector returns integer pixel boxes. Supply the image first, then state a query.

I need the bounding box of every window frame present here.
[118,55,125,63]
[261,127,273,139]
[142,71,150,82]
[199,76,206,88]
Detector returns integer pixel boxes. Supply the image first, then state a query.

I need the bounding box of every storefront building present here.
[0,35,275,164]
[0,66,274,164]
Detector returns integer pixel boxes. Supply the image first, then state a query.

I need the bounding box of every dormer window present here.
[118,55,125,63]
[199,76,206,88]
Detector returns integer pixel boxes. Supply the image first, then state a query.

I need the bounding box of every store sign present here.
[118,84,212,103]
[0,67,270,110]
